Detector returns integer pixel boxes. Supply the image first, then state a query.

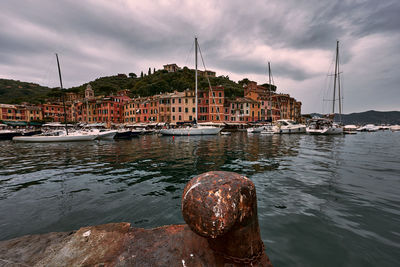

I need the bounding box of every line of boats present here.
[1,120,398,142]
[246,119,400,135]
[0,123,157,142]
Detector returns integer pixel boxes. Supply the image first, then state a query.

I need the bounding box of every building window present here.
[178,115,182,121]
[192,108,195,113]
[178,107,182,112]
[185,108,188,113]
[172,107,175,112]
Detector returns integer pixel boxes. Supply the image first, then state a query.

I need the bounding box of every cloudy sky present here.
[1,0,399,113]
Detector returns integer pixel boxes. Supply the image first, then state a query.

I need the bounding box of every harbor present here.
[0,131,399,266]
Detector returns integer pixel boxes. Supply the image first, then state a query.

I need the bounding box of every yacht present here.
[357,124,379,132]
[13,130,97,142]
[307,118,343,135]
[273,120,306,134]
[247,125,272,134]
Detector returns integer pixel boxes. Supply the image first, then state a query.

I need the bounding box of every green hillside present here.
[69,67,246,98]
[1,68,272,104]
[0,79,54,104]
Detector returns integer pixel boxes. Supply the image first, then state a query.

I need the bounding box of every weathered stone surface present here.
[0,171,273,266]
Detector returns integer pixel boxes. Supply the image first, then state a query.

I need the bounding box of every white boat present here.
[13,55,97,142]
[81,129,117,140]
[273,120,306,134]
[390,125,400,132]
[306,41,344,135]
[357,124,379,132]
[160,37,221,136]
[160,125,221,136]
[247,125,272,133]
[260,129,274,135]
[343,124,358,134]
[13,131,97,142]
[307,118,343,135]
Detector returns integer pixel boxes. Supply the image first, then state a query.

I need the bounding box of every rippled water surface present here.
[1,132,399,266]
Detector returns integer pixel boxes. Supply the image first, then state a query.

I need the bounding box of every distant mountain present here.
[308,111,400,125]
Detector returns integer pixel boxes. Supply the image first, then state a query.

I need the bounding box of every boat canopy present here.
[3,121,27,126]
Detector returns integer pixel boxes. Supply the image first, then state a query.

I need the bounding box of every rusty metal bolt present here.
[182,171,271,266]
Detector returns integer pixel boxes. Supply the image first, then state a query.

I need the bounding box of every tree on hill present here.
[128,72,137,78]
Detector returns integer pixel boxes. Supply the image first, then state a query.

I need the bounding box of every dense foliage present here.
[0,79,53,104]
[68,67,246,98]
[1,67,272,103]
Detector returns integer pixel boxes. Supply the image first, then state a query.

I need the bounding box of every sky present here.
[1,0,399,114]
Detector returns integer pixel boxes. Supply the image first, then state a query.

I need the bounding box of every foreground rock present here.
[0,171,273,266]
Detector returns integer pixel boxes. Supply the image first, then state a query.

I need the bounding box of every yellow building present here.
[170,90,196,123]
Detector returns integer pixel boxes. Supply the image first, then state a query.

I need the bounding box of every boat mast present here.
[337,41,342,123]
[268,62,272,122]
[195,37,198,124]
[56,53,68,135]
[332,40,339,115]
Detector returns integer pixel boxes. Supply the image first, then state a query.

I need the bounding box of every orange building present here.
[0,104,28,122]
[158,93,172,123]
[42,103,72,122]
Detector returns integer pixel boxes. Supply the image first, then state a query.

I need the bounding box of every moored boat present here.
[13,131,97,142]
[307,118,343,135]
[160,37,221,136]
[273,120,306,134]
[160,125,221,136]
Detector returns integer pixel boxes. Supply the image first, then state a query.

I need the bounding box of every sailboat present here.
[160,38,221,136]
[13,54,98,142]
[248,62,275,134]
[307,41,344,135]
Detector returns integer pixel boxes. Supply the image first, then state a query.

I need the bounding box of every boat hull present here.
[307,127,343,135]
[13,135,97,142]
[0,131,21,140]
[96,130,117,140]
[160,126,221,136]
[273,126,306,134]
[115,131,135,139]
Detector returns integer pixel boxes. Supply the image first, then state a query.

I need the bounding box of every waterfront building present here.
[197,90,209,122]
[224,97,257,123]
[197,86,225,123]
[41,103,72,122]
[74,89,130,124]
[0,77,301,125]
[0,104,28,122]
[170,90,196,123]
[123,96,157,124]
[244,81,302,122]
[208,86,224,122]
[158,93,172,123]
[25,105,43,122]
